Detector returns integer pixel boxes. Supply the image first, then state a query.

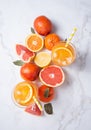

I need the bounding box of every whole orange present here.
[38,85,54,103]
[34,15,52,36]
[20,63,40,81]
[44,33,61,50]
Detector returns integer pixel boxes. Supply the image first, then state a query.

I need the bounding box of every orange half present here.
[25,34,44,52]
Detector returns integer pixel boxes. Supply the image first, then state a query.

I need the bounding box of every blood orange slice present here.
[16,44,35,62]
[39,65,65,87]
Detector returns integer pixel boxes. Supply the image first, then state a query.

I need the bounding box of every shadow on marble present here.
[54,69,74,101]
[72,48,91,72]
[62,69,75,87]
[51,21,58,33]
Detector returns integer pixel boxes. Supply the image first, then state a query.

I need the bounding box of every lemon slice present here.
[34,52,51,67]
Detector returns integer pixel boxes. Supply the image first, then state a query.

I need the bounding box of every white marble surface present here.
[0,0,91,130]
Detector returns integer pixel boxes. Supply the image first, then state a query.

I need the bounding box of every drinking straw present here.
[65,28,77,47]
[33,96,43,111]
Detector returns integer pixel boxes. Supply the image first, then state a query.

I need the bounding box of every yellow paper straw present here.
[33,96,43,111]
[65,28,77,47]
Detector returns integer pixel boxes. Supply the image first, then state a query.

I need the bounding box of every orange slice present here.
[34,52,51,67]
[52,44,74,66]
[13,81,37,106]
[25,34,44,52]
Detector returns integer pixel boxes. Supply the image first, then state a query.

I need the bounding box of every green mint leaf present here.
[13,60,25,66]
[44,103,53,114]
[31,27,35,34]
[44,88,50,98]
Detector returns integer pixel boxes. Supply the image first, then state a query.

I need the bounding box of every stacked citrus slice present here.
[13,81,37,106]
[52,42,76,66]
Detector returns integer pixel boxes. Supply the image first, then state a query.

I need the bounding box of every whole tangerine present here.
[44,33,61,50]
[34,15,52,36]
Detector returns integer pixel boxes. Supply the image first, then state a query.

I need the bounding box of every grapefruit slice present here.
[25,34,44,52]
[25,103,42,116]
[34,52,51,68]
[16,44,35,62]
[39,65,65,87]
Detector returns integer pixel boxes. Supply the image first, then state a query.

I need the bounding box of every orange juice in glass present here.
[51,41,76,66]
[12,81,38,107]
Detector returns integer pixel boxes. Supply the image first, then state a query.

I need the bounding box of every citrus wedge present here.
[25,34,44,52]
[34,52,51,67]
[25,103,42,116]
[16,44,35,62]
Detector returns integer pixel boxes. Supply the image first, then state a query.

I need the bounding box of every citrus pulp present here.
[25,34,44,52]
[16,44,35,62]
[13,81,37,106]
[52,42,76,66]
[39,65,65,87]
[34,52,51,68]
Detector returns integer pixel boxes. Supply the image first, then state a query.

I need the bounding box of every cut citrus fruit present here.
[16,44,35,62]
[34,52,51,68]
[25,34,44,52]
[52,42,76,66]
[39,65,65,87]
[13,81,37,106]
[25,103,42,116]
[34,15,52,36]
[44,33,61,50]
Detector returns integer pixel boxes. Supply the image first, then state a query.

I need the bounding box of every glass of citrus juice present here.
[51,41,76,66]
[12,81,37,107]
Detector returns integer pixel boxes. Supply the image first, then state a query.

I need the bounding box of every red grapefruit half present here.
[16,44,35,62]
[39,65,65,87]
